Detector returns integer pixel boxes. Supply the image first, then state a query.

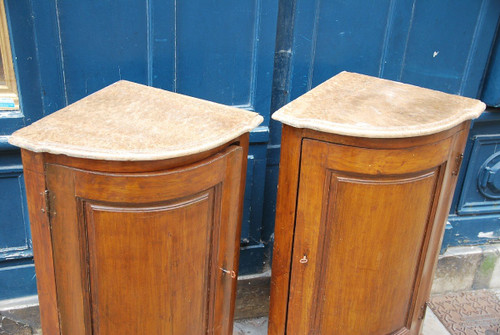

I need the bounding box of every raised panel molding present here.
[288,168,439,333]
[0,167,31,261]
[81,187,221,334]
[458,135,500,215]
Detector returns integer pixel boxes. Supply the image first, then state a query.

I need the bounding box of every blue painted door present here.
[2,0,500,301]
[0,0,278,301]
[0,0,50,301]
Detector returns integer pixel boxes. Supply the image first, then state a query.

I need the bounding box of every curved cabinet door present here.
[286,138,453,335]
[45,145,243,335]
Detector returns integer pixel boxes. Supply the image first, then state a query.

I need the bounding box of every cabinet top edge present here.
[8,81,262,161]
[272,72,485,138]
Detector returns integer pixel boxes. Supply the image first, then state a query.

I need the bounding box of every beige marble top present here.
[272,72,485,138]
[9,81,263,161]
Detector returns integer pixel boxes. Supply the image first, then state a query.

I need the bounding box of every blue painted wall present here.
[1,0,500,301]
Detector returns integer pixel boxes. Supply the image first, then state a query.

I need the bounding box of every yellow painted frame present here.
[0,0,18,110]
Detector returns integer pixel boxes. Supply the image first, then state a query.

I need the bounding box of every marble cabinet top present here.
[272,72,485,138]
[9,81,263,161]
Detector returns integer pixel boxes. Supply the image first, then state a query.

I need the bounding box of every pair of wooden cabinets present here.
[22,122,470,335]
[12,73,485,334]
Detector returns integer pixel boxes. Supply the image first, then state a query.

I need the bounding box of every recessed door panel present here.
[84,190,219,334]
[287,139,445,334]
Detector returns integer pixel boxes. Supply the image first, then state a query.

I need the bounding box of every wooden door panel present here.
[287,139,447,334]
[72,150,230,203]
[317,137,452,175]
[84,189,219,334]
[45,145,243,334]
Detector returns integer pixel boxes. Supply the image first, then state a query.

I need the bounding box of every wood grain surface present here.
[268,124,470,335]
[22,135,249,335]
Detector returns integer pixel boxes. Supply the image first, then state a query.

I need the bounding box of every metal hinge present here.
[451,153,464,176]
[42,189,52,221]
[418,302,429,320]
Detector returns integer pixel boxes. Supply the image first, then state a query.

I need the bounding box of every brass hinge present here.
[418,302,429,320]
[451,153,464,176]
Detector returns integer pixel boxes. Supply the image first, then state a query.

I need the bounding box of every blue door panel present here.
[38,0,278,122]
[457,135,500,215]
[0,174,30,260]
[240,130,270,274]
[176,0,255,106]
[482,33,500,107]
[443,110,500,250]
[0,151,31,263]
[28,0,66,117]
[399,0,493,96]
[444,214,500,248]
[288,0,500,101]
[0,260,36,300]
[242,145,267,245]
[54,1,150,103]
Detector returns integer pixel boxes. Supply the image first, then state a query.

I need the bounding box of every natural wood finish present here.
[21,150,61,335]
[42,135,247,173]
[0,0,19,109]
[411,128,469,334]
[268,126,305,334]
[21,136,249,335]
[268,123,470,335]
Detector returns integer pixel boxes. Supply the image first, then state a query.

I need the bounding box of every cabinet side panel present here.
[84,190,220,334]
[412,128,470,333]
[21,150,61,335]
[268,126,305,335]
[46,164,88,335]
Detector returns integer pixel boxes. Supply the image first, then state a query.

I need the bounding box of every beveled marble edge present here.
[8,115,263,161]
[272,106,484,138]
[272,71,486,138]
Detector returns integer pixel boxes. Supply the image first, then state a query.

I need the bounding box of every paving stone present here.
[473,246,500,290]
[233,317,268,335]
[488,252,500,289]
[0,316,32,335]
[0,307,40,335]
[422,308,451,335]
[432,247,483,294]
[235,272,270,320]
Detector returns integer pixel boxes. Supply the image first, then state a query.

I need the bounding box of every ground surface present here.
[2,290,500,334]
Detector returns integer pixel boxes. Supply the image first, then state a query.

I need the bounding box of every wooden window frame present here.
[0,0,18,110]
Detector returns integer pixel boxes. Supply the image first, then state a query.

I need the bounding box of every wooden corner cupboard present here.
[9,81,262,335]
[268,72,485,335]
